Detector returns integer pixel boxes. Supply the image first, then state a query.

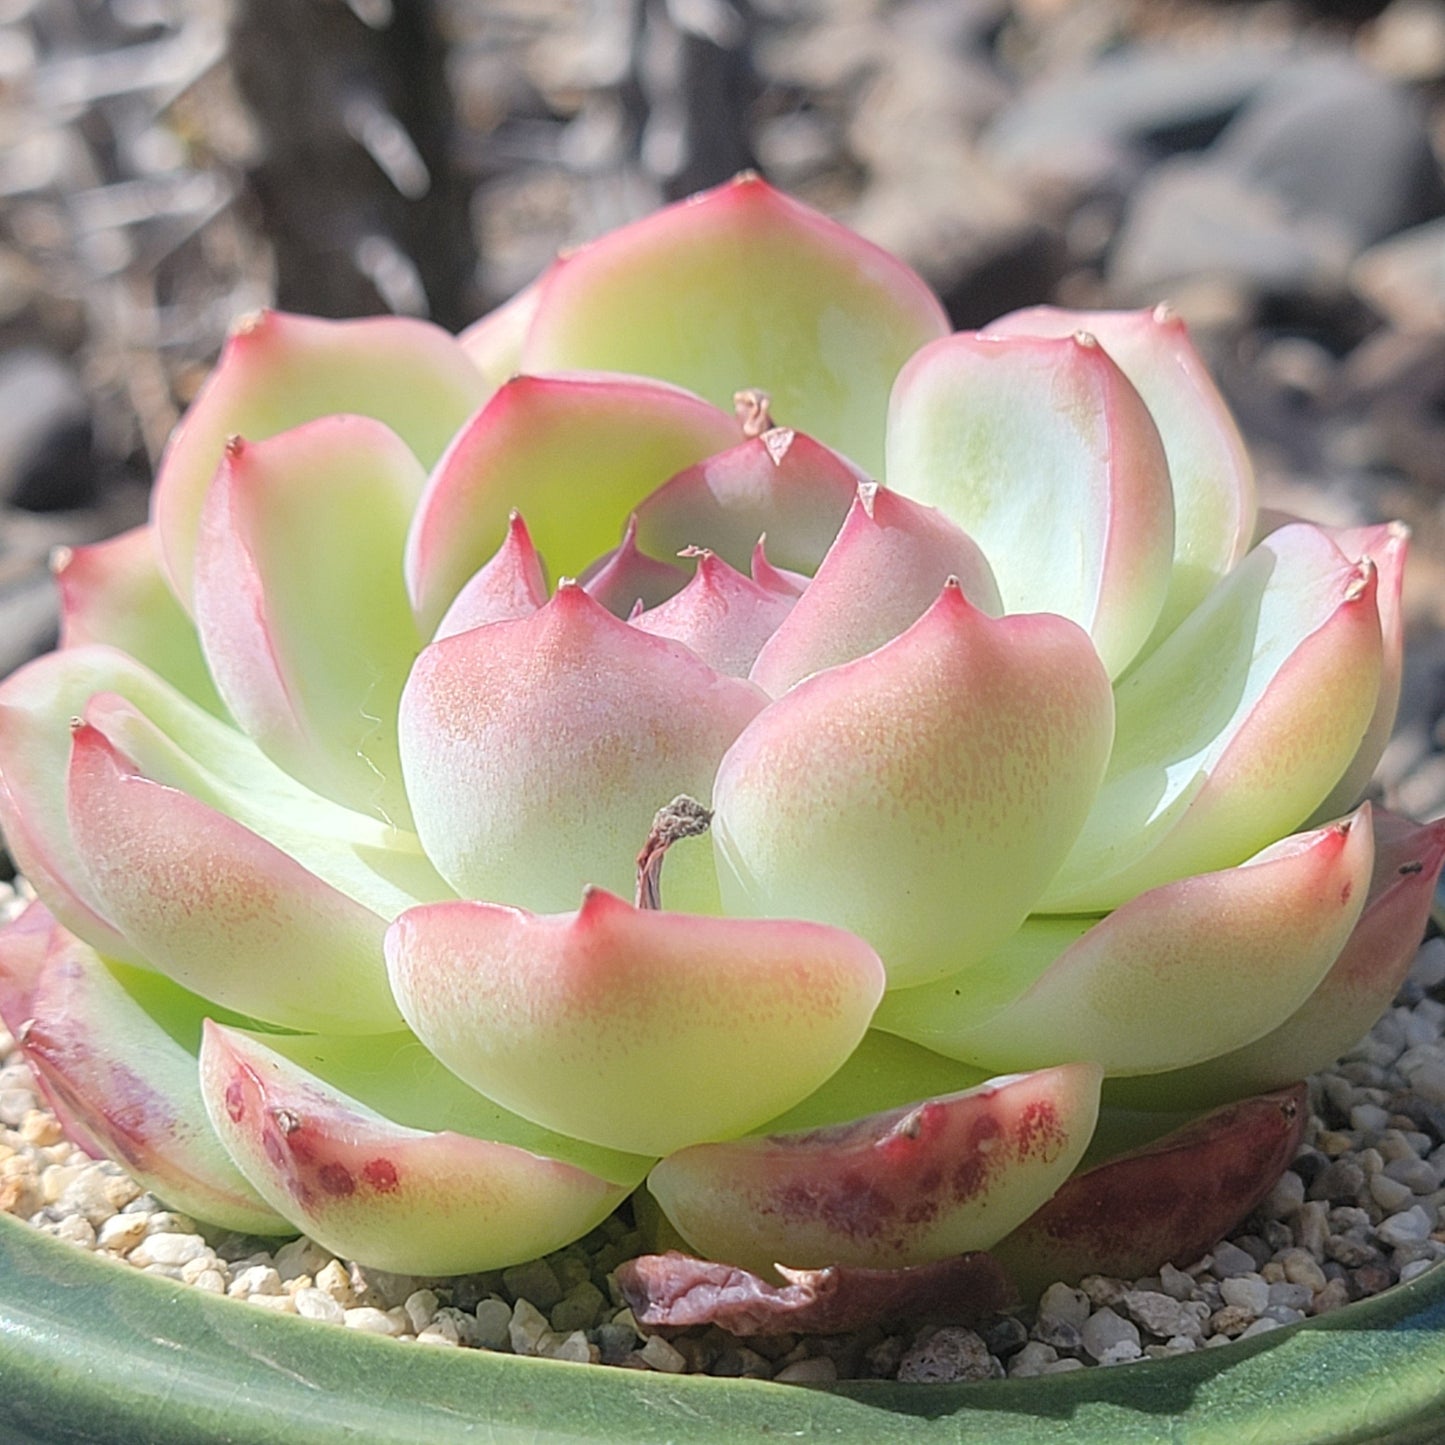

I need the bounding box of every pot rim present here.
[2,1207,1443,1444]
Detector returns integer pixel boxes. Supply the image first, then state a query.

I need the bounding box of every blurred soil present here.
[3,0,1445,817]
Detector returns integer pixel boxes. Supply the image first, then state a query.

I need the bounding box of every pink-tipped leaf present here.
[66,721,402,1033]
[55,524,225,717]
[885,329,1176,676]
[632,426,865,577]
[632,549,797,678]
[1040,523,1384,912]
[153,310,488,603]
[385,889,885,1157]
[405,373,735,636]
[713,582,1114,987]
[0,906,289,1233]
[876,808,1374,1075]
[400,582,766,914]
[522,175,949,477]
[648,1062,1102,1274]
[748,483,1002,697]
[192,416,426,826]
[983,304,1257,645]
[200,1024,647,1275]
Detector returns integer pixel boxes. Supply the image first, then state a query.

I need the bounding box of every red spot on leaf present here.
[319,1162,355,1197]
[224,1080,246,1123]
[1016,1099,1064,1161]
[952,1156,986,1201]
[362,1157,399,1193]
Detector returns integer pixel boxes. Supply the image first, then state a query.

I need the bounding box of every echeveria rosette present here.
[0,176,1436,1300]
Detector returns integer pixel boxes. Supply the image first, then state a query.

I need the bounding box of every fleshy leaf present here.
[0,906,289,1233]
[153,310,488,603]
[1309,522,1408,821]
[55,525,225,718]
[1106,808,1445,1110]
[647,1063,1102,1274]
[875,808,1374,1075]
[432,511,548,641]
[713,583,1114,987]
[384,889,885,1157]
[617,1250,1013,1337]
[760,1031,991,1135]
[66,721,403,1034]
[580,513,689,617]
[405,374,735,636]
[632,550,796,679]
[885,329,1175,676]
[456,277,543,389]
[982,304,1256,644]
[749,484,1002,698]
[192,416,426,827]
[400,582,766,914]
[1040,523,1383,912]
[521,175,950,478]
[200,1024,643,1275]
[79,690,450,919]
[632,427,865,576]
[990,1086,1307,1301]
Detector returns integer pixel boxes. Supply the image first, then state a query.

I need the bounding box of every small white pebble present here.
[246,1292,298,1315]
[294,1288,346,1325]
[273,1236,333,1282]
[143,1212,198,1237]
[1008,1342,1058,1377]
[191,1269,227,1295]
[416,1317,462,1348]
[1042,1358,1086,1374]
[775,1356,838,1383]
[344,1306,403,1336]
[130,1233,209,1269]
[508,1298,549,1356]
[179,1252,222,1286]
[314,1258,355,1305]
[404,1288,439,1335]
[229,1265,283,1299]
[1240,1316,1284,1338]
[1400,1258,1438,1284]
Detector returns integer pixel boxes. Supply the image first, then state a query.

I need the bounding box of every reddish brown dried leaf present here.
[990,1084,1308,1300]
[616,1248,1014,1337]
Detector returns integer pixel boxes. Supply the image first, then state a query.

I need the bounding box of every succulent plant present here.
[1,178,1441,1301]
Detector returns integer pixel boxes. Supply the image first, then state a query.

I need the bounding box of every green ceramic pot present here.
[1,1209,1442,1444]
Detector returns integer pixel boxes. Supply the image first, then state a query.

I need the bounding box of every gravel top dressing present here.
[3,871,1444,1386]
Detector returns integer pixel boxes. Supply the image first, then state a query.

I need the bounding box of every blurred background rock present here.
[3,0,1445,819]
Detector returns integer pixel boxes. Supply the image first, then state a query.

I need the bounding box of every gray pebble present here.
[897,1328,998,1384]
[1386,1157,1441,1194]
[1378,1206,1434,1247]
[1122,1290,1200,1340]
[502,1259,563,1311]
[1209,1240,1258,1278]
[1267,1281,1313,1312]
[1037,1282,1090,1327]
[1219,1276,1269,1317]
[1081,1308,1140,1362]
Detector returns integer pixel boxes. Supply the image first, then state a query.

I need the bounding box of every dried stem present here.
[635,794,713,910]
